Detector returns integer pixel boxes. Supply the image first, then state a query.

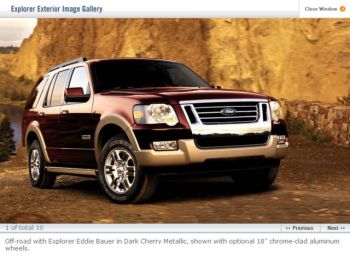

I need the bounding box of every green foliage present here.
[0,69,32,105]
[0,46,19,54]
[10,89,26,101]
[285,111,331,144]
[0,116,15,161]
[18,75,26,82]
[337,95,350,106]
[3,89,9,98]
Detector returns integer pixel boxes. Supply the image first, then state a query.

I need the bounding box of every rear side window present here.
[46,70,70,106]
[44,73,58,107]
[25,76,49,109]
[68,67,90,95]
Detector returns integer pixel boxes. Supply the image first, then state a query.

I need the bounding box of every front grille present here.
[191,101,259,125]
[195,133,269,149]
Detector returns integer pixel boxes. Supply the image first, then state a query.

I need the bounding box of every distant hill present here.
[0,46,19,54]
[2,18,350,103]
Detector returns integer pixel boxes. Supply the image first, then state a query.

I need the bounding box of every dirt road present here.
[1,135,349,223]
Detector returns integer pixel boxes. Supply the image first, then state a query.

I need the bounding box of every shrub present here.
[0,116,15,161]
[3,89,9,98]
[10,89,19,100]
[285,111,331,143]
[18,75,25,82]
[10,89,26,101]
[337,95,350,106]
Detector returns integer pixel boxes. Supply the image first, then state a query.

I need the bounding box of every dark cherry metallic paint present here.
[22,58,288,170]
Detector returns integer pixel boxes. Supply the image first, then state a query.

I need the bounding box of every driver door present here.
[58,66,98,167]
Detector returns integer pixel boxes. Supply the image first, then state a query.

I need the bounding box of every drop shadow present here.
[52,176,279,203]
[152,176,279,203]
[54,177,103,197]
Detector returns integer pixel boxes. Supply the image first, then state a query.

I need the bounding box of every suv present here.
[22,57,288,203]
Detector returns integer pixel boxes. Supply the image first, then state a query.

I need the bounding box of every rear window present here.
[25,76,49,109]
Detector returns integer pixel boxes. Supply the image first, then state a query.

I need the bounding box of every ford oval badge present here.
[221,108,237,116]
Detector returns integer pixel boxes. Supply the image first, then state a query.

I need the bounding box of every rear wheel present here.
[98,136,158,204]
[28,140,56,188]
[232,165,279,191]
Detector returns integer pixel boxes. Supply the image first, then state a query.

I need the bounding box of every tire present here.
[232,165,280,191]
[28,140,56,188]
[98,136,158,204]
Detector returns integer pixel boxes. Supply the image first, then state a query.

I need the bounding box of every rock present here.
[3,18,350,103]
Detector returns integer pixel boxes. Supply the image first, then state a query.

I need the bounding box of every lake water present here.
[0,104,23,152]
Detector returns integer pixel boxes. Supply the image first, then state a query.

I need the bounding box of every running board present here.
[46,166,97,176]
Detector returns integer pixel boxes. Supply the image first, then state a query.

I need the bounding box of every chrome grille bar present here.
[192,102,259,125]
[180,99,272,136]
[197,110,257,114]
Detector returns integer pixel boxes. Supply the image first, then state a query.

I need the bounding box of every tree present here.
[10,89,19,100]
[3,89,9,98]
[0,116,15,161]
[19,90,27,100]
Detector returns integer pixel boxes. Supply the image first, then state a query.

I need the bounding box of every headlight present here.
[133,104,179,126]
[269,101,283,122]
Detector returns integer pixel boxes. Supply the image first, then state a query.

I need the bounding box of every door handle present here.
[61,110,69,115]
[38,112,45,117]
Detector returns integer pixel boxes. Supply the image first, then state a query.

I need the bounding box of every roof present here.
[47,57,178,73]
[86,57,178,64]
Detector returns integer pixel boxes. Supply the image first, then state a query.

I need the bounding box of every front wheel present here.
[98,136,158,204]
[232,165,279,191]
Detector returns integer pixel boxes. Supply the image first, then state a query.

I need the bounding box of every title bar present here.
[0,0,350,18]
[0,0,299,18]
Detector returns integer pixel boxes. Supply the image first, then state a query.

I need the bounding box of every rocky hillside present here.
[4,18,350,103]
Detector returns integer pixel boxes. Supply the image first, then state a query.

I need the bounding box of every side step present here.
[46,166,97,177]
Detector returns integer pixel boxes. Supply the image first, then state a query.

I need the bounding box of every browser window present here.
[0,1,349,259]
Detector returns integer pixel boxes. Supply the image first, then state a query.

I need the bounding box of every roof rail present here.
[48,57,87,72]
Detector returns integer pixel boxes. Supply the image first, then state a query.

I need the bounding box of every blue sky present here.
[0,18,37,47]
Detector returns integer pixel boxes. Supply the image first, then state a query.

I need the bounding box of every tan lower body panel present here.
[134,135,288,167]
[46,167,97,176]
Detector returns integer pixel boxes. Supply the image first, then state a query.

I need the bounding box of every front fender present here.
[94,114,140,162]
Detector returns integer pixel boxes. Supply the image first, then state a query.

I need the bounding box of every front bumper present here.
[134,135,288,167]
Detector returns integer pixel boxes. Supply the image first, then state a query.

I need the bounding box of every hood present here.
[100,86,269,104]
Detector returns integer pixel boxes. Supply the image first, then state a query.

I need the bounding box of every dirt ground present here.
[1,135,349,223]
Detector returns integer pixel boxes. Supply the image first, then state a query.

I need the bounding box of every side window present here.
[25,76,49,109]
[68,67,90,95]
[44,73,58,107]
[48,70,70,106]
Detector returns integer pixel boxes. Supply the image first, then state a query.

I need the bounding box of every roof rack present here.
[48,57,87,72]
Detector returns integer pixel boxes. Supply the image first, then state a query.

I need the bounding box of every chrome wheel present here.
[104,148,136,194]
[30,148,41,181]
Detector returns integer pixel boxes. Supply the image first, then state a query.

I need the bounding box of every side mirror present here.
[65,87,89,103]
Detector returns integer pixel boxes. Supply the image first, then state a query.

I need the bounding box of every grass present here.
[285,111,331,144]
[0,69,33,106]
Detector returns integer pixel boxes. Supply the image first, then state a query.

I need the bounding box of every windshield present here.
[91,60,211,92]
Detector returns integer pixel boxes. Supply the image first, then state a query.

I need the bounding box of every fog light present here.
[153,141,178,151]
[277,135,287,144]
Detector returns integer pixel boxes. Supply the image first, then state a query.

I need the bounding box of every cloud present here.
[0,18,37,46]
